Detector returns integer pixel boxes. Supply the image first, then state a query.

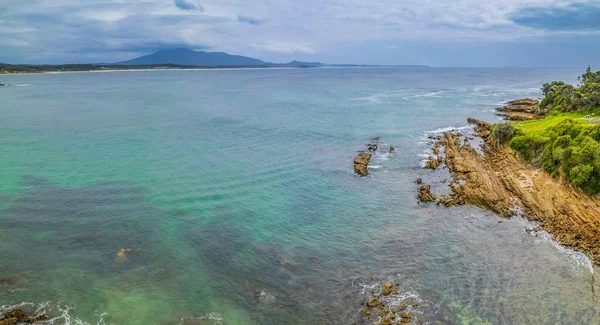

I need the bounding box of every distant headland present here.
[0,48,428,74]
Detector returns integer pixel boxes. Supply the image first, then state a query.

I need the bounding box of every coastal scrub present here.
[507,68,600,194]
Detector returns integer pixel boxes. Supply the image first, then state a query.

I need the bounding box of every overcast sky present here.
[1,0,599,67]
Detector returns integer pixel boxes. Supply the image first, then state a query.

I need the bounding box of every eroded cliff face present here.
[432,120,600,265]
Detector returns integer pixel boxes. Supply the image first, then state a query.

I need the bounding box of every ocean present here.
[0,67,598,324]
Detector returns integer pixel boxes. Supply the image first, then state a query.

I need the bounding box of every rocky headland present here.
[495,98,541,121]
[419,118,600,265]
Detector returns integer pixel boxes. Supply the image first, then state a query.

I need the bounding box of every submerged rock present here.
[418,185,436,202]
[354,152,372,177]
[367,144,378,152]
[0,309,48,325]
[256,290,276,305]
[116,248,133,259]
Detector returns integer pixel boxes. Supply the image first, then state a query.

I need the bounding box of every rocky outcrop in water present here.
[466,118,491,138]
[429,118,600,265]
[495,98,541,121]
[424,156,442,169]
[0,83,5,87]
[360,282,416,324]
[389,146,395,153]
[354,152,372,176]
[0,309,48,325]
[417,185,436,202]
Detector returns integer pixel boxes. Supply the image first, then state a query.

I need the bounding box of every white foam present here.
[352,94,385,103]
[531,228,595,274]
[424,125,471,135]
[510,216,595,274]
[410,91,445,98]
[180,312,224,325]
[368,165,383,169]
[14,84,32,87]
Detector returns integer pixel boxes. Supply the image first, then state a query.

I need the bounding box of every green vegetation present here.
[514,112,587,137]
[491,122,516,146]
[539,66,600,114]
[507,67,600,194]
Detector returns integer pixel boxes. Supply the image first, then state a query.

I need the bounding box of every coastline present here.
[422,118,600,265]
[0,66,304,75]
[0,65,428,76]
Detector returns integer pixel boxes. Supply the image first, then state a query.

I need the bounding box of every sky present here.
[0,0,599,67]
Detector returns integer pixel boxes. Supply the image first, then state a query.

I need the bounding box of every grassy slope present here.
[510,112,590,136]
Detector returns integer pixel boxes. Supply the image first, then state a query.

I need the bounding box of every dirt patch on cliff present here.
[431,120,600,265]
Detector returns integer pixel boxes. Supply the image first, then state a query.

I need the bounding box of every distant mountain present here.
[116,48,269,66]
[277,60,324,67]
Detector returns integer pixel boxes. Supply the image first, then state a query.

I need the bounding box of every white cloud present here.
[251,41,315,54]
[0,0,594,63]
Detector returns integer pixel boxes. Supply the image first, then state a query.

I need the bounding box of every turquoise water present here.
[0,68,598,324]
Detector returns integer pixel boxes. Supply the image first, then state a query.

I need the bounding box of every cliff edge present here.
[431,119,600,264]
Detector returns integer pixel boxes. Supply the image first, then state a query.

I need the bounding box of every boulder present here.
[367,296,382,307]
[354,152,372,176]
[368,144,378,152]
[0,83,5,87]
[389,146,395,153]
[415,178,423,184]
[418,185,436,202]
[381,282,393,295]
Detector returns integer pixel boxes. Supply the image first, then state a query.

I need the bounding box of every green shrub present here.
[492,123,516,146]
[509,135,546,162]
[540,66,600,114]
[553,135,571,148]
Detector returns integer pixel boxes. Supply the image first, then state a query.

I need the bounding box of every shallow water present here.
[0,68,598,324]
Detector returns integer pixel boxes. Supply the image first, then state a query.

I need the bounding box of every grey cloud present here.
[510,3,600,31]
[174,0,204,11]
[237,15,265,25]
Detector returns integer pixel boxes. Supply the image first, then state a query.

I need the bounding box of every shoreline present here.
[421,118,600,265]
[0,66,306,75]
[0,65,429,76]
